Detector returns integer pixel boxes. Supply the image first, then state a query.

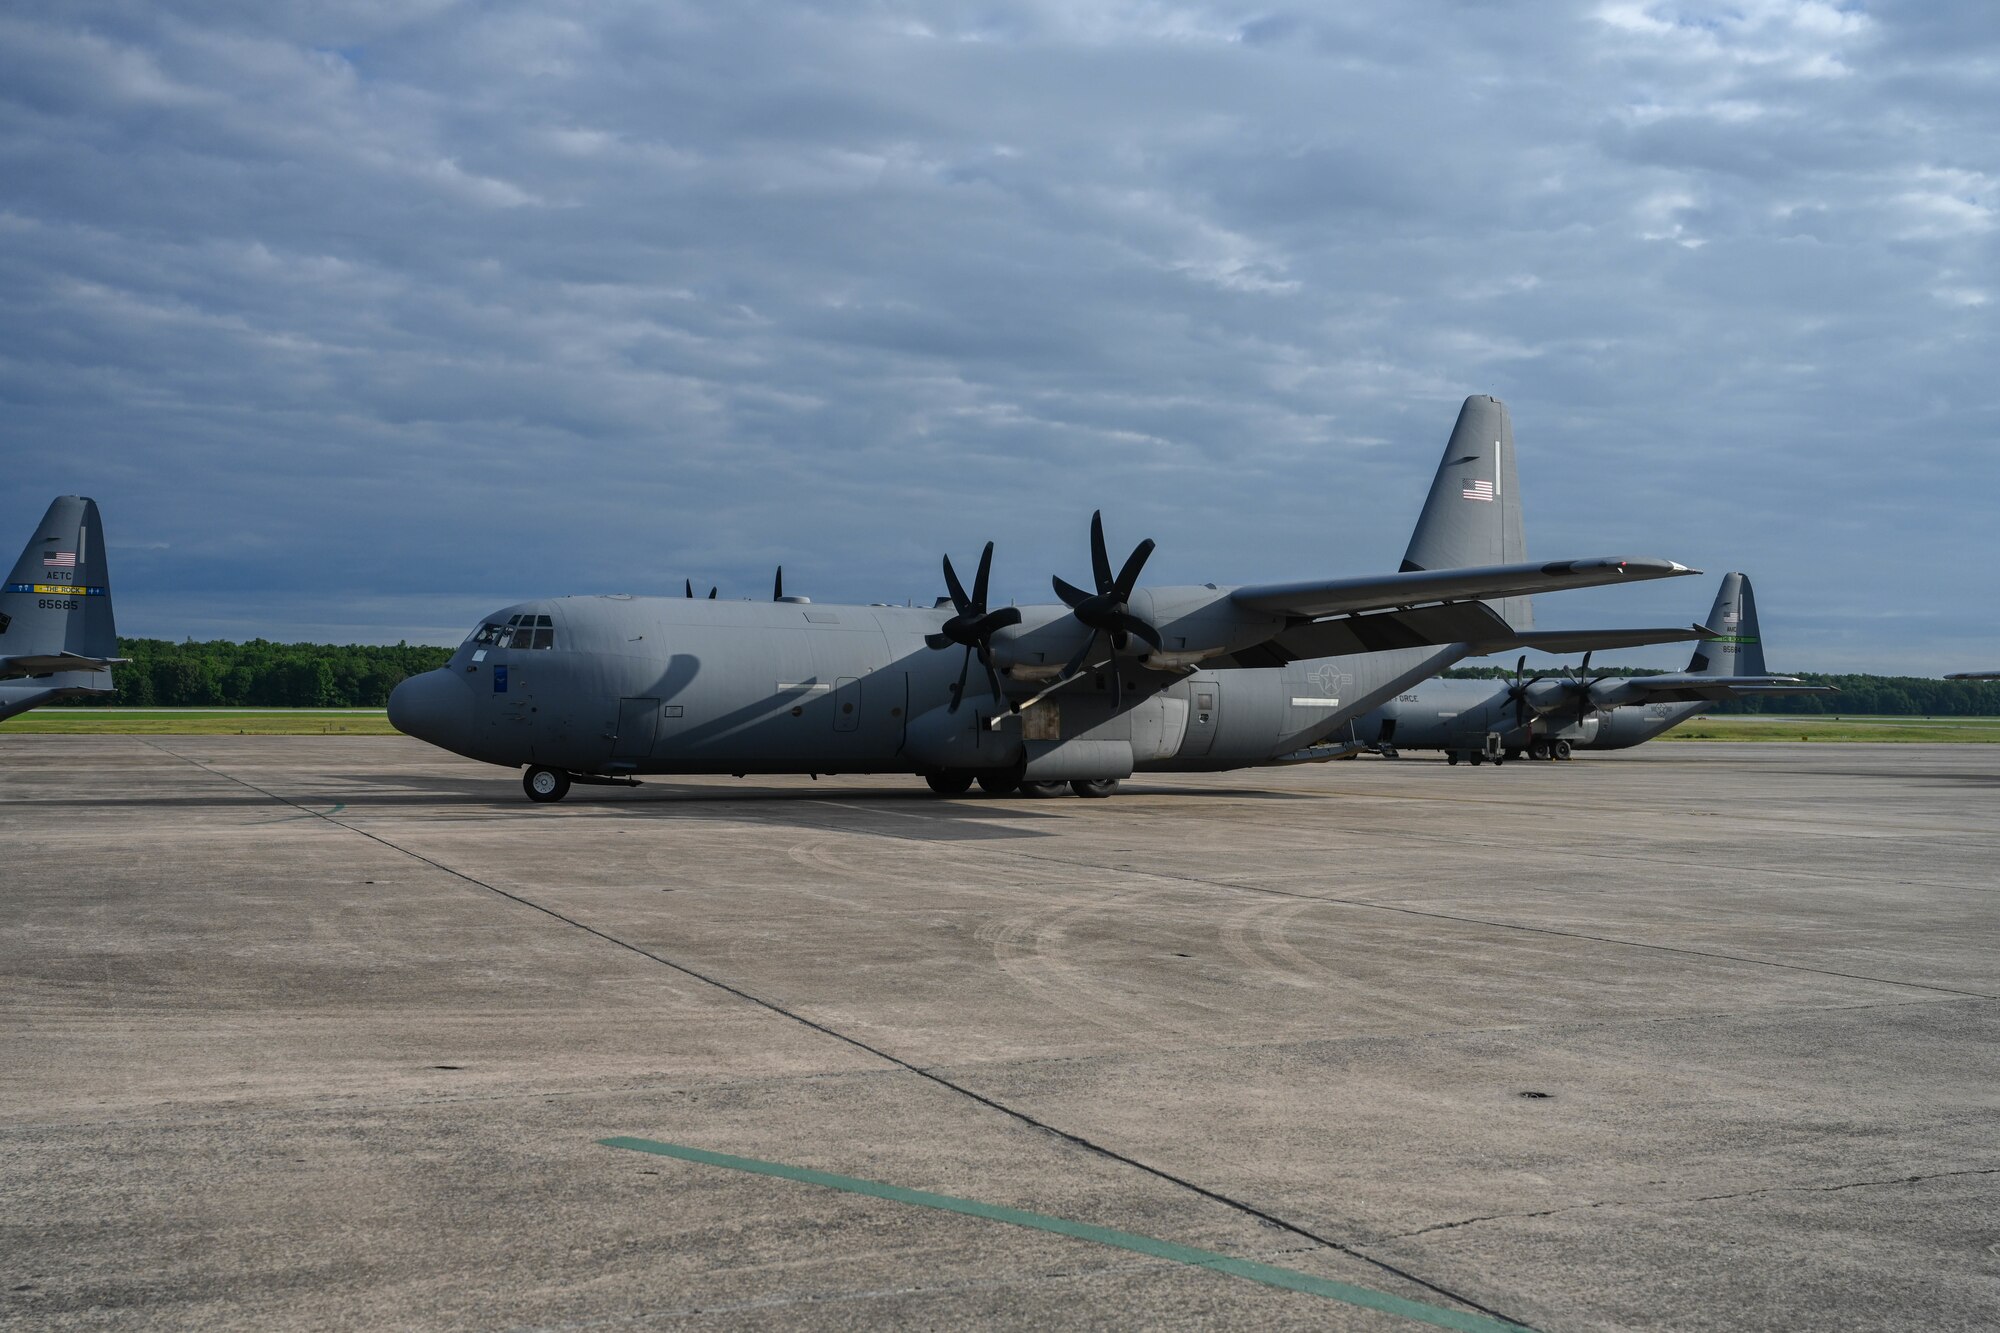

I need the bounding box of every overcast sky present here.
[3,2,1994,671]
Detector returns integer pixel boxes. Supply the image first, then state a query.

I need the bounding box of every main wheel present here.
[1020,781,1068,798]
[524,766,571,803]
[976,772,1020,796]
[1070,779,1119,798]
[1469,752,1484,766]
[1553,739,1572,760]
[1447,752,1460,766]
[924,771,974,795]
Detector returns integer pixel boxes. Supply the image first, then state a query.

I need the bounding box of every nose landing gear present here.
[524,766,571,803]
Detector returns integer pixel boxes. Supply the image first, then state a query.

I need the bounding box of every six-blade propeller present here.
[925,541,1024,713]
[1050,511,1162,704]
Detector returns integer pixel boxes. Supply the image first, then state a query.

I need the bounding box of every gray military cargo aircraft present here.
[1351,572,1833,764]
[1,496,125,723]
[388,395,1705,801]
[1945,672,2000,681]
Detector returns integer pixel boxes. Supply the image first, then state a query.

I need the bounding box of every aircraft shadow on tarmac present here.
[302,772,1323,843]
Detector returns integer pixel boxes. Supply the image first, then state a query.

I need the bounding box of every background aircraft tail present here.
[1687,572,1764,676]
[0,496,121,691]
[1399,394,1531,629]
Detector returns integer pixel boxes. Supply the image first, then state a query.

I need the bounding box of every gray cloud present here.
[1,1,1993,670]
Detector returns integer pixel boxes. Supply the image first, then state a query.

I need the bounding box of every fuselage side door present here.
[613,697,660,759]
[833,676,861,732]
[1180,679,1223,758]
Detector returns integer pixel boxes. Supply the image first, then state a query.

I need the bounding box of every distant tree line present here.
[88,639,452,707]
[1439,665,2000,716]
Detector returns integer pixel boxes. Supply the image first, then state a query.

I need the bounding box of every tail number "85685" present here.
[38,598,79,611]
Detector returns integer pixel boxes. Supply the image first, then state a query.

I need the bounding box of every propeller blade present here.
[1052,575,1092,609]
[942,553,970,614]
[972,541,994,610]
[1062,630,1101,683]
[924,632,953,651]
[972,606,1023,637]
[1112,537,1156,600]
[1113,614,1163,652]
[773,566,783,601]
[1579,650,1592,677]
[708,587,717,599]
[685,578,694,599]
[979,642,1005,706]
[949,646,973,713]
[1089,511,1113,592]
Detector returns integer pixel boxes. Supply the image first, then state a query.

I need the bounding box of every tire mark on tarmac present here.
[142,740,1533,1329]
[1004,848,2000,1003]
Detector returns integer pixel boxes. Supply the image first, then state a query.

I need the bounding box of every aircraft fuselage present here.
[389,594,1467,780]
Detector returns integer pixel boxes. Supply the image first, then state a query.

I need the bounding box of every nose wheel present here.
[524,766,571,803]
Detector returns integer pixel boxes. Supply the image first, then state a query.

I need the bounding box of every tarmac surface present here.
[3,736,1996,1331]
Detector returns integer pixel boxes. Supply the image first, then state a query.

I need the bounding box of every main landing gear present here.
[923,771,1121,799]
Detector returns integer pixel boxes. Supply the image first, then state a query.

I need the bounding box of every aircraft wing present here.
[1230,556,1698,619]
[0,651,130,680]
[1946,671,2000,681]
[1210,600,1515,667]
[1476,624,1714,655]
[1609,673,1837,704]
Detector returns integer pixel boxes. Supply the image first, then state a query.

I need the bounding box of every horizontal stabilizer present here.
[1231,556,1698,620]
[0,651,130,679]
[1483,624,1713,655]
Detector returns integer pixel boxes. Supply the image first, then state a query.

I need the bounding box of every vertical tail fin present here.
[0,496,120,689]
[1399,394,1531,629]
[1687,572,1763,676]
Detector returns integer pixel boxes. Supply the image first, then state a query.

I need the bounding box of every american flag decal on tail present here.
[43,550,76,568]
[1461,478,1494,502]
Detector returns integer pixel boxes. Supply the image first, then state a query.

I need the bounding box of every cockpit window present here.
[469,613,556,650]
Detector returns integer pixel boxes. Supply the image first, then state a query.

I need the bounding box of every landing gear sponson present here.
[926,770,1119,798]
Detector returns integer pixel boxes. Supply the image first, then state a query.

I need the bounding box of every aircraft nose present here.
[388,669,472,749]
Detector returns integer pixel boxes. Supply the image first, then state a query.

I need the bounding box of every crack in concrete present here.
[1384,1166,2000,1240]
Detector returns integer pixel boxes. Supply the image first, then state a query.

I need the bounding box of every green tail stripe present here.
[599,1137,1531,1332]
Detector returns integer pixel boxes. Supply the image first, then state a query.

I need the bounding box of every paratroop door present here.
[612,697,659,759]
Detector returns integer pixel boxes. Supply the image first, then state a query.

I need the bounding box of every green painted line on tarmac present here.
[600,1137,1530,1331]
